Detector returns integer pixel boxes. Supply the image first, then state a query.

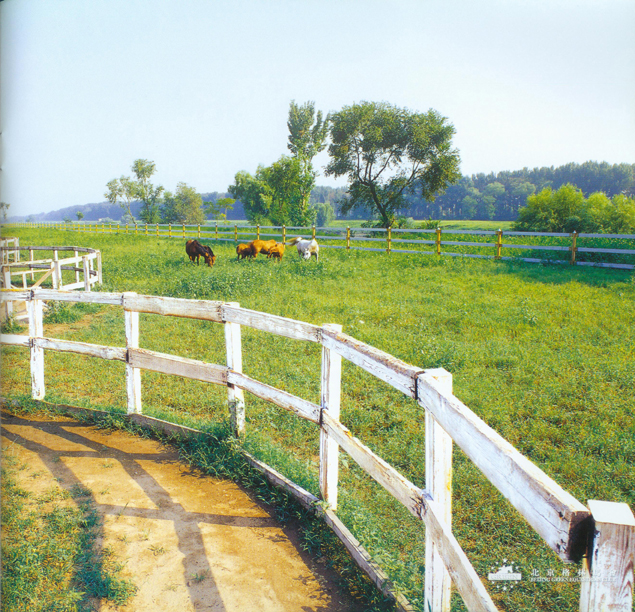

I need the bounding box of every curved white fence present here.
[1,287,633,611]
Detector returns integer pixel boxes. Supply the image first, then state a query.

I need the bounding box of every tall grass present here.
[2,227,634,611]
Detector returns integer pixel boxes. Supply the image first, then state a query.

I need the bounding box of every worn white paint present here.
[319,323,342,509]
[580,500,635,612]
[123,293,223,322]
[34,337,126,362]
[424,368,453,612]
[223,302,246,436]
[417,371,590,561]
[227,371,319,423]
[222,303,321,342]
[124,293,142,415]
[28,297,45,399]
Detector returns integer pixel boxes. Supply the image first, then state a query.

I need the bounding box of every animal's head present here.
[301,249,311,260]
[204,247,216,266]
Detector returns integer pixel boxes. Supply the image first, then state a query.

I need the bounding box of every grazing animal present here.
[236,243,254,260]
[186,240,216,267]
[249,239,277,257]
[288,236,319,261]
[267,243,285,262]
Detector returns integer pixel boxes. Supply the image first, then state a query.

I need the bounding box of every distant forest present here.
[14,161,634,223]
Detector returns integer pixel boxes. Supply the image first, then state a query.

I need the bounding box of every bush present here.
[513,184,635,233]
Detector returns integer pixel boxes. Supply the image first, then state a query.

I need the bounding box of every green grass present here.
[2,227,634,611]
[0,449,136,612]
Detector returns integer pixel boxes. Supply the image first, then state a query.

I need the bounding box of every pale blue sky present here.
[2,0,634,217]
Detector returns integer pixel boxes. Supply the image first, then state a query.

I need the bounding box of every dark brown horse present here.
[186,240,216,267]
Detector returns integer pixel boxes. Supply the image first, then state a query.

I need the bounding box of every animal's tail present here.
[287,236,302,245]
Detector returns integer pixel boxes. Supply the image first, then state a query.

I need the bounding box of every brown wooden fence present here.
[1,287,633,611]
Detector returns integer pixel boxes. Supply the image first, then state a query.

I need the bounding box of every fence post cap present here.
[587,500,635,526]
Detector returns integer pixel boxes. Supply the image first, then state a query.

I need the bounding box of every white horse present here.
[288,236,319,261]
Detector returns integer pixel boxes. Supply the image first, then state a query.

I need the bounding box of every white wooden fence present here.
[1,287,633,611]
[0,244,102,319]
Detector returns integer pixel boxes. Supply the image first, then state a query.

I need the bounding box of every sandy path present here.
[1,410,364,611]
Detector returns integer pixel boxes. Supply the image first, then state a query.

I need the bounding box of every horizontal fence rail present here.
[0,243,102,319]
[6,222,635,270]
[1,287,633,611]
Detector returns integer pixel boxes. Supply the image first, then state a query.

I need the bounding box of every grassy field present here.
[2,227,634,611]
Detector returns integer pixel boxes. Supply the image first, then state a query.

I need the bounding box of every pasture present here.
[2,227,634,611]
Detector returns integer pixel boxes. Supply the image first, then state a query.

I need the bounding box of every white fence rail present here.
[0,243,102,319]
[1,287,633,611]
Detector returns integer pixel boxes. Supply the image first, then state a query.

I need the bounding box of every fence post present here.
[29,293,45,400]
[580,500,634,611]
[257,225,260,240]
[346,227,351,250]
[234,225,238,242]
[282,225,286,245]
[570,231,578,265]
[156,223,159,237]
[424,368,453,612]
[96,251,103,284]
[224,302,245,437]
[496,229,503,260]
[74,250,80,284]
[53,251,62,290]
[312,225,316,240]
[182,224,185,238]
[319,323,343,509]
[123,292,142,414]
[387,226,392,254]
[198,224,201,239]
[215,222,218,240]
[144,223,147,235]
[436,227,442,256]
[83,256,91,291]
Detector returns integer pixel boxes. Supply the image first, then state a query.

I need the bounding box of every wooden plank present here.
[29,298,45,400]
[321,508,416,612]
[224,301,245,436]
[124,299,142,415]
[0,290,31,301]
[241,451,319,510]
[417,372,590,561]
[321,411,422,515]
[0,334,30,347]
[419,492,499,612]
[321,327,423,398]
[577,247,635,255]
[580,500,635,612]
[123,293,223,322]
[128,347,228,385]
[222,304,321,342]
[320,323,343,509]
[33,288,123,305]
[34,337,127,361]
[227,370,320,423]
[425,369,453,612]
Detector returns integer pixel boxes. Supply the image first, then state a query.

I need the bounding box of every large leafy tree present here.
[228,169,270,224]
[325,101,461,227]
[105,175,138,221]
[160,183,205,224]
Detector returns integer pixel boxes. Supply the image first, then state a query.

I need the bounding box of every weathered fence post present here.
[282,225,286,245]
[319,323,343,509]
[224,302,245,436]
[436,227,442,256]
[424,368,453,612]
[29,292,45,400]
[197,224,201,239]
[570,231,578,265]
[312,225,316,240]
[74,250,80,284]
[123,292,142,414]
[387,226,392,254]
[168,224,172,238]
[580,500,634,612]
[346,227,351,250]
[257,225,260,240]
[234,225,238,242]
[496,229,503,260]
[82,256,91,292]
[53,250,62,290]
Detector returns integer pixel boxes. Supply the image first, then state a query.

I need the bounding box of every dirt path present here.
[1,410,364,612]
